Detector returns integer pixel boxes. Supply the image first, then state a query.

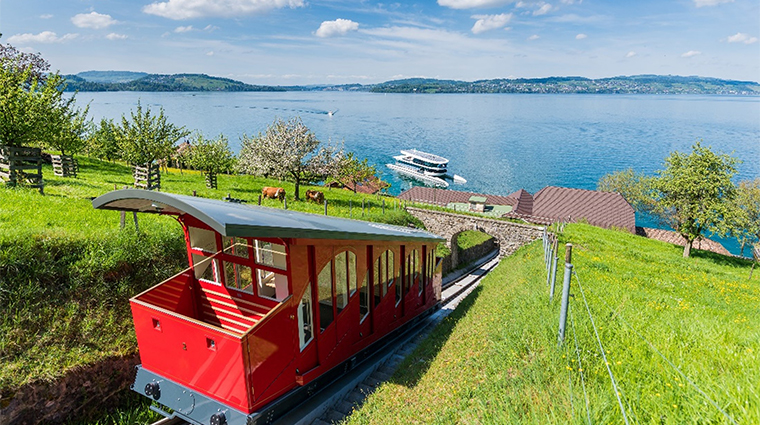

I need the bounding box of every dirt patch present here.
[0,353,139,425]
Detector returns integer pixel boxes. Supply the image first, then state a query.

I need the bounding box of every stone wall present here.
[407,207,544,265]
[441,236,497,275]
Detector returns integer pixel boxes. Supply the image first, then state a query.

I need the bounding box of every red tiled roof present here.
[636,227,731,256]
[507,189,534,216]
[530,186,636,232]
[398,186,516,207]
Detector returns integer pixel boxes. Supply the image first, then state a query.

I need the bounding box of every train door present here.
[333,248,358,344]
[393,245,405,322]
[357,246,372,341]
[314,245,337,366]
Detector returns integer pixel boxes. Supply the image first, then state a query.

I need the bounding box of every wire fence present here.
[541,227,740,425]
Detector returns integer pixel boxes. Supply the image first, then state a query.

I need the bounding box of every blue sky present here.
[1,0,758,85]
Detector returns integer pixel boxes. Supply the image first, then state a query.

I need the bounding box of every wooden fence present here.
[51,154,78,178]
[0,145,43,192]
[133,163,160,191]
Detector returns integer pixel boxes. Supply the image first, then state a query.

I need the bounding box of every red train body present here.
[93,190,443,425]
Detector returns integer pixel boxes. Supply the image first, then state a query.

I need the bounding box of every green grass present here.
[456,230,494,250]
[343,223,759,424]
[0,156,423,395]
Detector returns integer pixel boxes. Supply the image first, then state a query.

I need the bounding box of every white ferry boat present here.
[393,149,448,177]
[386,162,449,188]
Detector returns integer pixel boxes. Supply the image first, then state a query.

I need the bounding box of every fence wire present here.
[572,269,630,425]
[571,308,593,425]
[577,271,739,425]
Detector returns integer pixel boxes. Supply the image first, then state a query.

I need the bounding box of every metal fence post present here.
[549,250,559,300]
[349,200,352,218]
[558,243,573,346]
[382,199,385,214]
[324,199,328,215]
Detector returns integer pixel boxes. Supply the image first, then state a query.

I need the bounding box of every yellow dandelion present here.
[666,383,671,387]
[656,393,661,397]
[673,405,677,408]
[616,361,622,365]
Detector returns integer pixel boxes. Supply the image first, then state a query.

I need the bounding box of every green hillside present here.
[345,224,759,424]
[62,73,285,92]
[77,71,148,83]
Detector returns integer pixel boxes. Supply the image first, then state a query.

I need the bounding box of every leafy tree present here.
[731,179,760,256]
[114,101,189,166]
[42,93,90,157]
[653,141,738,257]
[181,134,236,189]
[597,168,657,214]
[86,118,120,162]
[237,117,342,200]
[338,152,378,193]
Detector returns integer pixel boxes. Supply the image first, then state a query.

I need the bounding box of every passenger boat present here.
[386,163,449,188]
[92,190,444,425]
[393,149,448,176]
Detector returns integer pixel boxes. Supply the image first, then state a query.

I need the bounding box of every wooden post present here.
[349,200,352,218]
[382,199,385,214]
[133,212,139,231]
[120,211,126,229]
[193,190,197,197]
[324,199,328,215]
[284,198,288,210]
[362,199,365,217]
[258,195,262,205]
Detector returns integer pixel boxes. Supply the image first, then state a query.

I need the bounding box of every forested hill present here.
[62,71,760,94]
[62,72,284,92]
[368,75,760,95]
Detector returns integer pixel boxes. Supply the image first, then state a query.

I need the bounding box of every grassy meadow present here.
[0,156,419,396]
[343,224,759,424]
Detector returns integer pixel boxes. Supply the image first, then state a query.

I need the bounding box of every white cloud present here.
[7,31,78,44]
[40,14,53,19]
[693,0,733,7]
[143,0,304,20]
[626,51,636,58]
[71,12,117,29]
[204,25,220,31]
[175,25,194,33]
[726,32,758,44]
[106,33,128,40]
[528,34,540,40]
[575,33,587,39]
[471,13,512,34]
[681,50,701,58]
[438,0,515,10]
[533,3,553,15]
[206,51,215,56]
[315,19,359,38]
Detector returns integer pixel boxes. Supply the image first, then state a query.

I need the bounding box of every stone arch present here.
[405,207,545,260]
[448,224,499,269]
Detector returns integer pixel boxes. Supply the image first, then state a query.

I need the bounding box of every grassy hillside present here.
[0,157,417,394]
[344,224,759,424]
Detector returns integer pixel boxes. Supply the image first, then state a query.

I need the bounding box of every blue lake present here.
[76,91,760,254]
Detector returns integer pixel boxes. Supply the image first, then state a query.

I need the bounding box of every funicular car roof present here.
[92,189,444,242]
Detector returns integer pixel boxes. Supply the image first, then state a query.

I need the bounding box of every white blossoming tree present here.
[238,117,343,200]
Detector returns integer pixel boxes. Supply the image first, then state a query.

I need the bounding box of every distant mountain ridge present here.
[62,72,285,92]
[62,71,760,95]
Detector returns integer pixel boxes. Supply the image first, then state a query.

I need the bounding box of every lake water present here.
[76,91,760,254]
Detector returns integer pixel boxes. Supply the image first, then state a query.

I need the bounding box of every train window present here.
[335,252,348,314]
[318,262,334,331]
[298,288,314,350]
[194,255,221,283]
[224,262,253,294]
[387,250,395,290]
[413,250,421,284]
[188,226,217,253]
[257,270,289,301]
[348,251,357,296]
[359,271,369,323]
[373,256,381,306]
[223,236,250,258]
[255,240,287,270]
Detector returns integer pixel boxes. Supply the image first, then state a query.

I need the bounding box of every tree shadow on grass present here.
[388,285,484,389]
[691,248,755,269]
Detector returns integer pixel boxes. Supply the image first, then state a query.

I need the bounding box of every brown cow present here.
[305,189,325,204]
[262,186,286,201]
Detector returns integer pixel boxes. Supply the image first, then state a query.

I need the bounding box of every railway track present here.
[150,251,500,425]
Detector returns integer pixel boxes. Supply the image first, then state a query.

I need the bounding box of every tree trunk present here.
[294,179,300,201]
[683,240,692,258]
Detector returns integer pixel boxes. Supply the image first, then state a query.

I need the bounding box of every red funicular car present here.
[93,190,443,425]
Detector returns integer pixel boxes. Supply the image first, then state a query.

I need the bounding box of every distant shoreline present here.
[63,72,760,96]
